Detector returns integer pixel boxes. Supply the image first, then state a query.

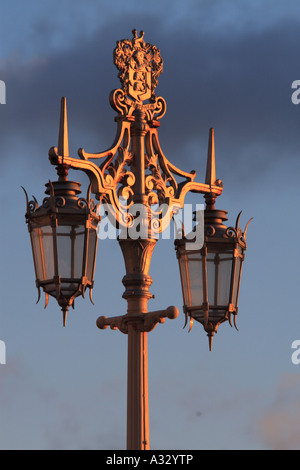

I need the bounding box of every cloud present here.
[1,9,299,191]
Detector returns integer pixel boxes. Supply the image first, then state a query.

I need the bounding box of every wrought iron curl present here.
[205,225,216,237]
[42,196,66,209]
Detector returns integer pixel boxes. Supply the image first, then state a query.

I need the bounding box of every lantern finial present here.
[205,322,218,351]
[208,333,213,352]
[58,97,69,158]
[62,307,68,327]
[204,128,222,210]
[205,128,216,187]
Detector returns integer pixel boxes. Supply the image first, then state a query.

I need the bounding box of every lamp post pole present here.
[112,107,170,450]
[98,234,179,450]
[120,237,154,450]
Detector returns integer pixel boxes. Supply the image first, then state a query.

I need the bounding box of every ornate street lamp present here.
[175,129,252,350]
[23,30,251,450]
[23,98,100,326]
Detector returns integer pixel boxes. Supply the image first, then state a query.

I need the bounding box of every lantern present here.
[175,208,252,350]
[23,97,100,326]
[23,176,99,326]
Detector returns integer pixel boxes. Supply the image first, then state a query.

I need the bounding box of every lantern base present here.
[204,323,219,351]
[185,309,229,351]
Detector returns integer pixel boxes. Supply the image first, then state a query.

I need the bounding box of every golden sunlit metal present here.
[23,100,100,327]
[175,129,252,350]
[23,29,251,451]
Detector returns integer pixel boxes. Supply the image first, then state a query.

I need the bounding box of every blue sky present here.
[1,0,300,450]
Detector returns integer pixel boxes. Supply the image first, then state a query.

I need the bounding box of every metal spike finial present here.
[205,322,218,351]
[204,127,220,210]
[208,333,214,352]
[58,97,69,158]
[205,128,216,187]
[62,307,68,327]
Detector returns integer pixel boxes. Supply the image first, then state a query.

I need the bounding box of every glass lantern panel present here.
[206,251,216,306]
[41,226,55,280]
[31,226,54,281]
[56,224,86,280]
[56,225,73,279]
[187,252,204,307]
[206,249,233,307]
[31,228,45,281]
[206,309,228,326]
[86,228,97,282]
[217,252,234,305]
[178,253,191,307]
[73,228,85,279]
[232,254,242,306]
[60,282,80,298]
[43,282,57,298]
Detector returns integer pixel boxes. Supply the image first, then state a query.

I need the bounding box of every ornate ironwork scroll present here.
[49,30,223,236]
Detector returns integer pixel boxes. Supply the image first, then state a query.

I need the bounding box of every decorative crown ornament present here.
[113,29,163,103]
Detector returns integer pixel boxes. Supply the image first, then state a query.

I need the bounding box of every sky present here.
[1,0,300,450]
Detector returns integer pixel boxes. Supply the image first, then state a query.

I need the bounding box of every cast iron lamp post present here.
[23,30,251,450]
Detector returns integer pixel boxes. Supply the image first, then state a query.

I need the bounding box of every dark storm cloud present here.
[2,12,299,188]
